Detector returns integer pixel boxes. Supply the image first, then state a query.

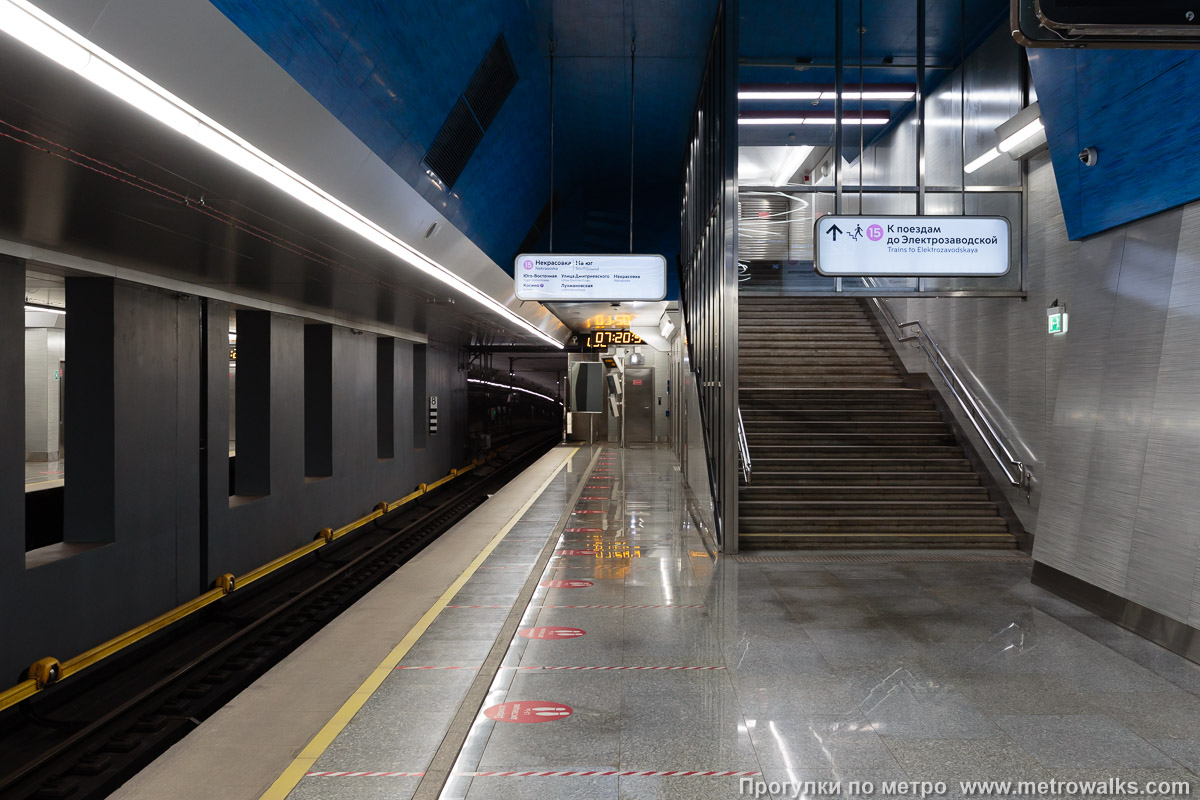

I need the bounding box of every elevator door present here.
[624,367,654,444]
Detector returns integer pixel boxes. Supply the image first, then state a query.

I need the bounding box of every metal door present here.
[624,367,654,444]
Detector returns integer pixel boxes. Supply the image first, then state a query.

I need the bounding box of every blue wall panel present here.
[1030,48,1200,240]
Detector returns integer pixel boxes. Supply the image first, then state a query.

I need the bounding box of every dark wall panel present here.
[0,259,25,665]
[63,277,115,544]
[2,287,466,679]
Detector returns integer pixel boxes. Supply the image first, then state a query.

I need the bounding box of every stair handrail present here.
[869,297,1031,490]
[736,405,752,485]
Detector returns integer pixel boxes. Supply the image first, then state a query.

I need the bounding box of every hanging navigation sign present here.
[514,254,668,301]
[813,216,1010,277]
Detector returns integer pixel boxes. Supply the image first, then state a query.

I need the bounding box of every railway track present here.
[0,430,561,800]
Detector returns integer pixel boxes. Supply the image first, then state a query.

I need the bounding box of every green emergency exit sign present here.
[1048,312,1062,334]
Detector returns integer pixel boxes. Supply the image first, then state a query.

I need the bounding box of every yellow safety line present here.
[258,446,579,800]
[0,456,493,712]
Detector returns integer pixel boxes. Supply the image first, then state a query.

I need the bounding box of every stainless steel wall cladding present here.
[888,151,1200,631]
[678,2,738,552]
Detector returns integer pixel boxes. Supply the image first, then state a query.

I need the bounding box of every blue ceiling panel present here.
[209,0,550,273]
[210,0,717,299]
[739,0,1007,64]
[1030,48,1200,240]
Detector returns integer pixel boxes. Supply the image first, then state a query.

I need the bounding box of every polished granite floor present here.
[286,446,1200,800]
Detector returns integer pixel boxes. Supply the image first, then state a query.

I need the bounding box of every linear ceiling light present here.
[963,147,1002,174]
[0,0,563,349]
[739,84,916,102]
[997,118,1045,153]
[771,145,814,187]
[24,303,65,314]
[467,378,561,405]
[739,114,889,126]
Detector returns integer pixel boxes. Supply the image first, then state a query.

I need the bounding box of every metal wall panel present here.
[893,146,1200,628]
[1128,204,1200,625]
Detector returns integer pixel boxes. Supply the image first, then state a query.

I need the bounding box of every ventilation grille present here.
[425,98,484,190]
[423,35,518,189]
[465,37,518,129]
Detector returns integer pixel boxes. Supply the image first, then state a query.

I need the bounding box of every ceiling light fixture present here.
[24,303,65,315]
[467,378,562,405]
[0,0,563,348]
[771,144,814,187]
[997,118,1045,153]
[963,147,1001,174]
[739,83,916,102]
[739,113,889,126]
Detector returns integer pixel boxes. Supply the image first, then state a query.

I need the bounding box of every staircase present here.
[737,296,1019,550]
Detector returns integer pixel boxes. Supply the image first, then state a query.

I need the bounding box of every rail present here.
[0,453,503,714]
[870,297,1031,490]
[736,406,752,485]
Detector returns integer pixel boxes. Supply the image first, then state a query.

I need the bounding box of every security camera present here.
[1078,147,1098,167]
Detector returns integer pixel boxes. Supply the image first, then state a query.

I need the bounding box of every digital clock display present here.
[585,330,646,349]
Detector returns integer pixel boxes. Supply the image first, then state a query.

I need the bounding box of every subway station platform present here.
[112,446,1200,800]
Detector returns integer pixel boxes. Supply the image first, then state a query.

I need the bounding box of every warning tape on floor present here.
[307,771,426,777]
[541,604,707,609]
[511,665,726,671]
[394,665,726,671]
[445,604,706,609]
[465,770,760,777]
[306,769,759,778]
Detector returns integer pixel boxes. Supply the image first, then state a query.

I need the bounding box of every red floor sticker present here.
[518,626,587,640]
[571,510,604,514]
[556,549,596,556]
[540,579,594,588]
[483,701,573,723]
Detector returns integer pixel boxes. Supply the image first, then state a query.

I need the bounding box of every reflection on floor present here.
[25,459,63,492]
[288,447,1200,800]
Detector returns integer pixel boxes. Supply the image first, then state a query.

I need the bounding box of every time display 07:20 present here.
[585,330,645,349]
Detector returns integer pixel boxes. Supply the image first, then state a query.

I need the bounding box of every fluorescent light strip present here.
[771,145,813,187]
[468,378,562,405]
[963,147,1001,174]
[24,303,65,314]
[998,118,1044,153]
[0,0,562,349]
[738,90,915,101]
[738,117,888,126]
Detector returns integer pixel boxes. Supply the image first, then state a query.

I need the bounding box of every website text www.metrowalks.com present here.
[740,777,1194,798]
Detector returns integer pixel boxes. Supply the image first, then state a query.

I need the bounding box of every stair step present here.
[745,427,956,435]
[740,486,991,501]
[739,534,1019,550]
[739,501,1001,517]
[752,459,974,472]
[749,472,982,486]
[739,517,1011,532]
